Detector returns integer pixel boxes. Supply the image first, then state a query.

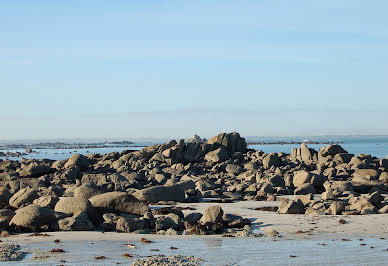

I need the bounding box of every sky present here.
[1,0,388,140]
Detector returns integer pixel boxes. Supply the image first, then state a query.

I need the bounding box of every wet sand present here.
[2,200,388,265]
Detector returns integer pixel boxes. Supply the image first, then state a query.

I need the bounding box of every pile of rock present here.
[0,131,387,235]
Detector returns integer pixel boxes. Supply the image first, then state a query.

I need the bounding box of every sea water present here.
[1,137,388,161]
[4,236,387,265]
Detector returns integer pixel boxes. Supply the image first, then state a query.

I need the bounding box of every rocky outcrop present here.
[0,131,387,237]
[207,132,247,155]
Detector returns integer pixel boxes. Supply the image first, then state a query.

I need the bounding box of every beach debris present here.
[150,249,160,252]
[54,239,61,243]
[289,255,297,258]
[49,248,65,253]
[341,239,351,242]
[170,246,178,249]
[253,207,278,212]
[380,238,385,240]
[318,243,327,246]
[132,255,203,266]
[140,237,154,243]
[31,255,50,260]
[338,219,347,224]
[122,253,133,258]
[222,234,235,238]
[95,256,106,259]
[360,244,367,246]
[296,230,306,234]
[127,243,136,248]
[0,231,9,238]
[29,233,50,237]
[0,244,26,262]
[370,246,375,249]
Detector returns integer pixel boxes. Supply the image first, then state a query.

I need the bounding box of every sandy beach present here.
[1,200,388,265]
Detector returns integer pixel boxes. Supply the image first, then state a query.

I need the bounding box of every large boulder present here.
[319,144,348,157]
[33,196,59,209]
[204,148,229,163]
[162,145,184,165]
[225,164,243,175]
[116,217,148,232]
[9,188,39,208]
[183,142,210,163]
[207,132,247,155]
[334,153,354,164]
[54,197,94,216]
[291,143,316,164]
[292,171,312,187]
[326,201,346,215]
[278,199,305,214]
[19,163,50,178]
[58,211,95,231]
[353,169,380,181]
[262,153,280,169]
[294,183,316,195]
[64,154,89,170]
[9,204,57,230]
[200,206,224,224]
[223,213,251,228]
[89,191,148,215]
[133,180,195,203]
[74,184,101,200]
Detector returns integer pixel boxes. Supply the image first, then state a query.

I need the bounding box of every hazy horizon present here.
[1,1,388,139]
[2,134,388,145]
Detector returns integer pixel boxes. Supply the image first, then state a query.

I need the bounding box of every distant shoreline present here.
[247,141,343,145]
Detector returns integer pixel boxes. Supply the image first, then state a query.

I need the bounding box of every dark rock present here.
[294,183,316,195]
[184,212,203,225]
[89,191,148,215]
[204,148,229,163]
[207,132,247,155]
[116,217,148,232]
[262,153,280,169]
[278,199,305,214]
[74,184,101,200]
[58,211,95,231]
[320,145,348,157]
[133,180,195,203]
[223,213,251,228]
[19,163,50,178]
[0,209,15,228]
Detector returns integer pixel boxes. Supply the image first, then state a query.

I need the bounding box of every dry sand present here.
[176,198,388,237]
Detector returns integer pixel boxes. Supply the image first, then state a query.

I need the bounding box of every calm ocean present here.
[1,136,388,161]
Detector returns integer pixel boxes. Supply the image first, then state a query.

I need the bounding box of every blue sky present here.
[1,1,388,139]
